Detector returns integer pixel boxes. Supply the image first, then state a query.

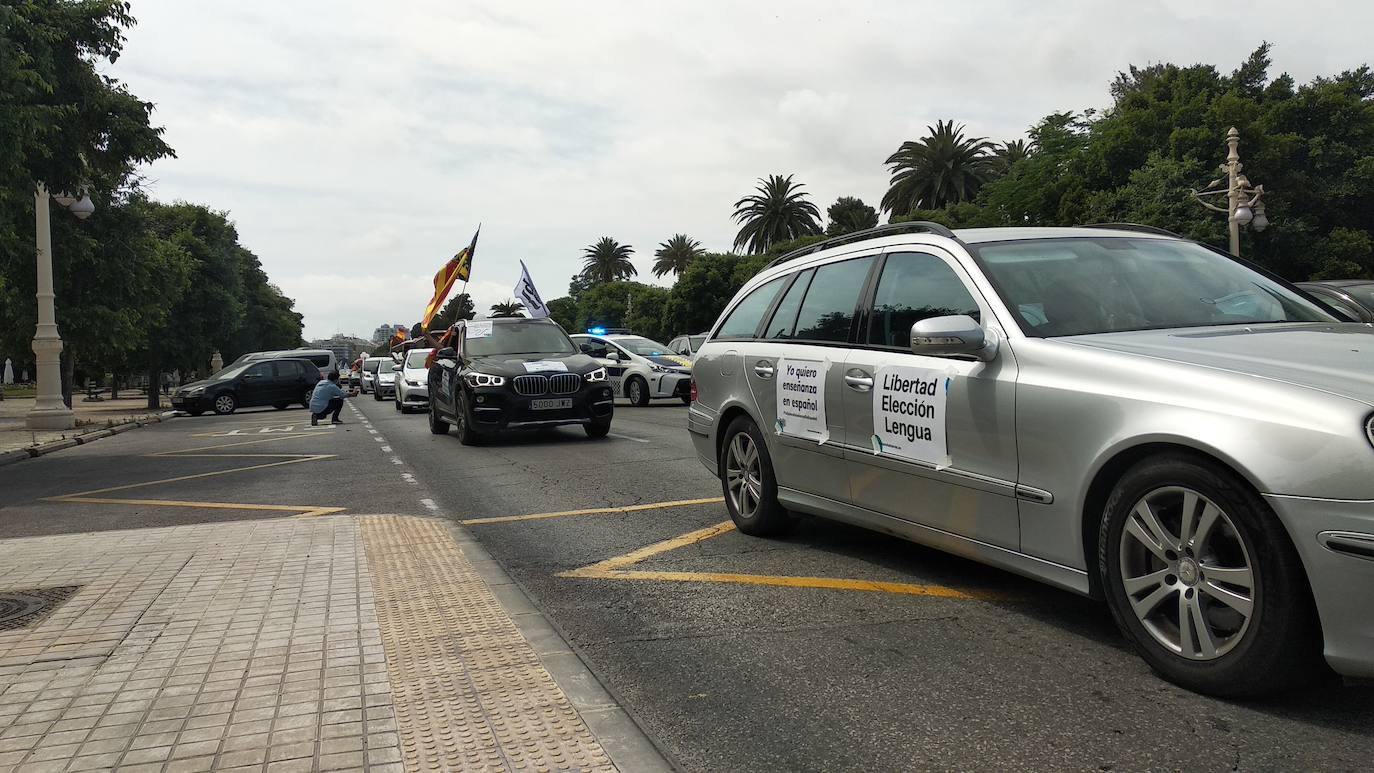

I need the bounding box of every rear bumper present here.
[1265,493,1374,677]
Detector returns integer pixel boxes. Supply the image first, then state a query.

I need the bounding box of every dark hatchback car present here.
[427,317,614,444]
[173,357,321,415]
[1295,280,1374,323]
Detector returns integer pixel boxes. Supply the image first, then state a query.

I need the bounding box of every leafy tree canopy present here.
[825,196,878,236]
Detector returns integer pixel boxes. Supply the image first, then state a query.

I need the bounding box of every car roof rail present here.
[1082,222,1183,238]
[763,221,962,271]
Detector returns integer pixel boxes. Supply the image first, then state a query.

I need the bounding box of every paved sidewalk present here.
[0,516,655,772]
[0,397,170,457]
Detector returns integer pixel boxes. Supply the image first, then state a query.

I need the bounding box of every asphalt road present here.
[3,395,1372,771]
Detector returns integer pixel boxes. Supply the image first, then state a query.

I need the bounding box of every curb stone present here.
[0,411,177,468]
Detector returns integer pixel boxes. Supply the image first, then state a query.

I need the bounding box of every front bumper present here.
[171,393,211,412]
[467,384,615,431]
[399,384,429,404]
[649,371,691,398]
[375,381,396,397]
[1265,493,1374,677]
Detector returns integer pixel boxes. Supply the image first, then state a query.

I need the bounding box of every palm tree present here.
[731,174,822,254]
[990,138,1036,175]
[652,234,704,278]
[580,237,637,283]
[489,300,525,317]
[881,120,997,215]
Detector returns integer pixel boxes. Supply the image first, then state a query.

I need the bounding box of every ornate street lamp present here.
[1189,127,1269,257]
[26,184,95,430]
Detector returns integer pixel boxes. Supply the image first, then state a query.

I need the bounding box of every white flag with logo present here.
[515,260,549,318]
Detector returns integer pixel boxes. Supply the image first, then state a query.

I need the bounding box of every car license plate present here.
[530,398,572,410]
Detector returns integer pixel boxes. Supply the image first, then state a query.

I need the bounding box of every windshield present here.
[689,336,706,351]
[211,362,254,381]
[1340,284,1374,310]
[616,337,672,356]
[975,238,1335,337]
[365,359,382,372]
[466,321,576,358]
[377,360,396,373]
[405,350,432,368]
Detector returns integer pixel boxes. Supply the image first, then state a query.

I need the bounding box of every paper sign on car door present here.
[872,364,949,467]
[775,357,828,443]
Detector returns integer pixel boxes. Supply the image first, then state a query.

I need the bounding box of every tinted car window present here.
[716,276,786,339]
[270,361,294,379]
[763,268,814,340]
[245,362,271,379]
[868,252,981,348]
[793,256,874,342]
[306,354,330,367]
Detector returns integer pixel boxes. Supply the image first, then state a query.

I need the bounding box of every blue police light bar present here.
[587,326,607,335]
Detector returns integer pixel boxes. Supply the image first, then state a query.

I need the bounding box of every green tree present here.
[429,293,474,330]
[825,196,878,236]
[731,174,822,254]
[881,120,996,216]
[989,138,1036,176]
[545,296,577,332]
[573,281,669,340]
[580,237,637,282]
[489,299,525,317]
[659,252,761,336]
[652,234,704,278]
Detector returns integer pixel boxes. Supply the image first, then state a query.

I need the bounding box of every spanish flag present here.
[389,326,407,347]
[421,226,480,329]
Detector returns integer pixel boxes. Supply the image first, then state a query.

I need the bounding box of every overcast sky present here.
[109,0,1373,341]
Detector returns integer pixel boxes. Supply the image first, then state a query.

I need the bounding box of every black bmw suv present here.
[427,317,614,444]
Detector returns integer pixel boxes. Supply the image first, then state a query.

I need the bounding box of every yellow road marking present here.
[43,430,343,518]
[460,497,724,525]
[559,520,995,600]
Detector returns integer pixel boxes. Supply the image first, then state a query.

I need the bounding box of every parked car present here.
[428,318,613,444]
[173,357,320,416]
[372,358,398,401]
[360,357,384,393]
[667,333,709,360]
[569,333,692,405]
[222,348,338,379]
[395,348,433,413]
[690,221,1372,697]
[1295,280,1374,323]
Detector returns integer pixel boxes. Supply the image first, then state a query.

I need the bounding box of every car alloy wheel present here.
[213,394,236,415]
[724,431,763,520]
[1118,485,1255,661]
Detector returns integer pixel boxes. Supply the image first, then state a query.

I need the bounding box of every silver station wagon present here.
[687,222,1374,697]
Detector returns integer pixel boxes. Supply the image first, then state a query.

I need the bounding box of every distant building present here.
[371,323,408,345]
[307,336,374,368]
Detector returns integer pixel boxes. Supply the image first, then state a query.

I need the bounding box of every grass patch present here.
[1,386,37,399]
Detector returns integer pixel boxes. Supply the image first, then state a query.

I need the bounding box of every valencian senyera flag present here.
[421,226,480,330]
[388,326,407,347]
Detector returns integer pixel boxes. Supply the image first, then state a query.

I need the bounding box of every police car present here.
[569,332,692,406]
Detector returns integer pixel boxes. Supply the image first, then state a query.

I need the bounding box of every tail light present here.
[690,375,697,403]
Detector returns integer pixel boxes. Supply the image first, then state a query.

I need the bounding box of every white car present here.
[394,348,433,413]
[372,358,398,400]
[570,334,692,406]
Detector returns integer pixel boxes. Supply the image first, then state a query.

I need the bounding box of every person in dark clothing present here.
[310,371,352,425]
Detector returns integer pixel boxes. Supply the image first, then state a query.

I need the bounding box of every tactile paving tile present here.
[360,516,616,772]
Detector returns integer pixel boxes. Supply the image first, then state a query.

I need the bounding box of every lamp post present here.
[1188,127,1269,257]
[26,184,94,430]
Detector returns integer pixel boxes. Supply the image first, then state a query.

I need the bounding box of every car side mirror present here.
[606,351,621,361]
[910,315,997,361]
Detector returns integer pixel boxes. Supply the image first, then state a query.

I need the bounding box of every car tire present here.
[428,400,449,435]
[585,421,611,439]
[718,415,790,537]
[454,394,481,446]
[627,376,650,407]
[188,410,205,417]
[373,390,382,401]
[273,402,289,410]
[301,388,314,408]
[680,394,691,405]
[394,397,401,412]
[212,393,237,416]
[1099,453,1324,698]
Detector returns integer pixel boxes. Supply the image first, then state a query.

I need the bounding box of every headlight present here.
[465,372,505,388]
[185,386,205,395]
[649,363,670,373]
[406,379,421,387]
[584,367,607,382]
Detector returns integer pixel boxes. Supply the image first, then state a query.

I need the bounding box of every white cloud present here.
[109,0,1374,339]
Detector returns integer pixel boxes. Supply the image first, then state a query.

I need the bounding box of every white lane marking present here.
[374,437,384,442]
[401,473,417,484]
[420,498,438,511]
[391,457,404,465]
[380,445,392,452]
[367,429,377,434]
[609,432,650,443]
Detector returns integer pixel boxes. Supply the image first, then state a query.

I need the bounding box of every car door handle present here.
[844,370,873,391]
[753,361,775,379]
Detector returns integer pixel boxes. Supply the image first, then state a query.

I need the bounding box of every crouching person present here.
[310,371,352,425]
